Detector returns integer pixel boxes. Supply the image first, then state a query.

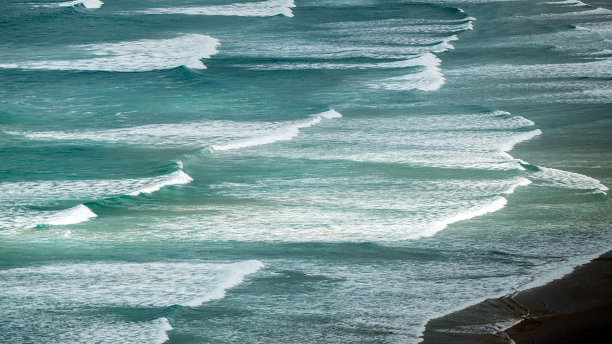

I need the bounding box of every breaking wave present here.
[135,0,296,17]
[369,53,445,91]
[0,34,219,72]
[10,110,343,151]
[0,162,192,229]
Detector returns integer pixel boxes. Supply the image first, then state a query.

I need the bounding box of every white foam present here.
[136,0,296,17]
[450,57,612,80]
[0,34,219,72]
[0,164,192,229]
[42,204,98,226]
[531,7,612,19]
[243,111,540,171]
[243,57,442,71]
[211,110,341,151]
[60,0,103,8]
[35,0,103,8]
[521,162,608,194]
[0,204,98,230]
[544,0,588,6]
[12,110,342,150]
[369,53,445,91]
[154,318,173,344]
[0,261,263,343]
[498,129,542,152]
[425,197,508,237]
[128,170,193,196]
[319,109,342,119]
[1,260,264,307]
[140,175,536,243]
[0,164,192,205]
[574,22,612,42]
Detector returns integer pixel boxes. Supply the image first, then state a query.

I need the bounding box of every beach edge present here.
[419,251,612,344]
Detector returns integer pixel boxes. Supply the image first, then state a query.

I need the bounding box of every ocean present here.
[0,0,610,343]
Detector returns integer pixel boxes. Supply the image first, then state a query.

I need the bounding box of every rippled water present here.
[1,0,611,343]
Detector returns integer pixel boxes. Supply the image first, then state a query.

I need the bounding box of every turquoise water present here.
[1,0,611,343]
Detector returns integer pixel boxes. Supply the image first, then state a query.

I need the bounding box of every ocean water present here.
[0,0,611,343]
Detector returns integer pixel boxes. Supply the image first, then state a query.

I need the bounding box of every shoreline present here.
[420,251,612,343]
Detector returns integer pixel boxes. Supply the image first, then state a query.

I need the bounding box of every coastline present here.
[420,251,612,344]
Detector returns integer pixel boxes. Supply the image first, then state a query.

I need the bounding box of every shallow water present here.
[1,0,611,343]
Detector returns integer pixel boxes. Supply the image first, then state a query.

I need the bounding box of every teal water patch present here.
[1,0,611,343]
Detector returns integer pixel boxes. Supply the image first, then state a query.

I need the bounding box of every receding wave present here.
[0,34,219,72]
[135,0,296,17]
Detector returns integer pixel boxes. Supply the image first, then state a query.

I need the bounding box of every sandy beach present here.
[420,251,612,343]
[505,251,612,343]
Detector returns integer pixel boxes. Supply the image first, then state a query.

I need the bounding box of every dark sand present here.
[505,251,612,344]
[420,251,612,344]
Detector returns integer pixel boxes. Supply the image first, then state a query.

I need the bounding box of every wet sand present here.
[505,251,612,344]
[420,251,612,344]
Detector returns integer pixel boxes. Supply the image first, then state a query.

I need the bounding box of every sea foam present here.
[0,163,192,229]
[210,109,342,151]
[40,204,98,226]
[12,110,342,151]
[35,0,103,8]
[0,34,219,72]
[136,0,296,17]
[59,0,103,8]
[544,0,589,7]
[519,161,608,194]
[1,260,264,307]
[427,197,509,237]
[0,260,263,343]
[369,53,445,91]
